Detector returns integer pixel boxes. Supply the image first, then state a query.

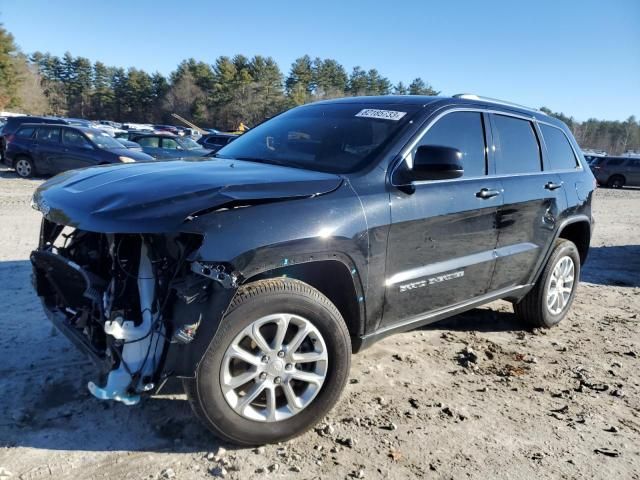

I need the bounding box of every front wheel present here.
[184,278,352,445]
[513,239,581,328]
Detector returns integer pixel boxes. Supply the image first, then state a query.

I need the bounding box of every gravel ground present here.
[0,166,638,480]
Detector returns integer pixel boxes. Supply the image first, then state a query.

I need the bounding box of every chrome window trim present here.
[391,107,583,187]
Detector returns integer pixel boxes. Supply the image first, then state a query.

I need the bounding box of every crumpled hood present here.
[33,158,343,233]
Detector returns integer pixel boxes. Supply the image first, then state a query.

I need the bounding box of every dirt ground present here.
[0,166,638,480]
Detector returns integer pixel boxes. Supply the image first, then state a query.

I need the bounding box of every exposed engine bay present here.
[31,219,231,405]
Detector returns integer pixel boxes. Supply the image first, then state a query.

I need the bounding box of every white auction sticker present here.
[355,109,407,121]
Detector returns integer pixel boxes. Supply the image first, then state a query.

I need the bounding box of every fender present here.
[524,214,591,287]
[169,181,370,377]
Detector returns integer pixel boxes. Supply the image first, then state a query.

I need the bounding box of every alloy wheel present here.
[546,256,575,315]
[15,159,32,178]
[220,313,328,422]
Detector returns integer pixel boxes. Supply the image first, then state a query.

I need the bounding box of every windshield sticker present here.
[355,109,407,121]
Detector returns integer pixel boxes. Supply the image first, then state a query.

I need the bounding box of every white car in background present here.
[95,123,126,137]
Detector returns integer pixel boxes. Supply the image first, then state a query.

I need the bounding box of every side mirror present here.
[410,145,464,181]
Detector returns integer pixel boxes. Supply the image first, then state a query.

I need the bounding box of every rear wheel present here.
[184,278,351,445]
[513,239,580,328]
[14,156,35,178]
[607,175,625,188]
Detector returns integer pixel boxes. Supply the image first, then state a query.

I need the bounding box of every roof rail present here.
[452,93,540,113]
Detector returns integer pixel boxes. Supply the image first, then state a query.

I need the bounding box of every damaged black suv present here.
[30,94,595,445]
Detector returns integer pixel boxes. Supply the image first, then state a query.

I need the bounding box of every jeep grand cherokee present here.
[30,94,595,445]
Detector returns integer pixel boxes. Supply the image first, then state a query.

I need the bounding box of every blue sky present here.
[1,0,638,121]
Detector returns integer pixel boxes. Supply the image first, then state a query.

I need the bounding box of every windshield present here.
[216,103,420,173]
[177,137,202,150]
[86,131,126,149]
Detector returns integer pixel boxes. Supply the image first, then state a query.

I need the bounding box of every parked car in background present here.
[197,133,238,153]
[1,116,68,161]
[4,124,154,178]
[152,124,180,135]
[98,120,122,129]
[115,129,150,142]
[130,133,213,159]
[65,118,96,128]
[95,123,126,137]
[122,123,154,132]
[590,156,640,188]
[115,138,143,151]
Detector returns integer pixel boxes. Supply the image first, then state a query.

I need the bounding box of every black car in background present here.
[590,156,640,188]
[1,116,68,161]
[130,133,214,159]
[115,129,150,142]
[4,124,154,178]
[197,133,238,153]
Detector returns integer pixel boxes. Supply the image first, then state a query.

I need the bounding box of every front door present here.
[60,128,97,171]
[382,110,502,327]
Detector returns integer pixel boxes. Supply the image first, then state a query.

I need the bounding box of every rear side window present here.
[137,136,160,148]
[492,115,541,175]
[541,125,578,170]
[415,111,487,177]
[36,127,61,144]
[162,138,179,149]
[16,127,35,139]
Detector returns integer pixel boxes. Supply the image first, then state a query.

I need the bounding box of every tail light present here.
[5,134,15,145]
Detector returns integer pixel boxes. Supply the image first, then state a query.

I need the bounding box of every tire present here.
[513,239,580,328]
[14,156,35,178]
[607,175,625,188]
[184,278,352,446]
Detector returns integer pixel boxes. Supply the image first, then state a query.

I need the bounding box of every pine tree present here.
[285,55,314,102]
[347,66,368,96]
[408,77,438,96]
[0,24,21,109]
[394,81,408,95]
[312,58,348,98]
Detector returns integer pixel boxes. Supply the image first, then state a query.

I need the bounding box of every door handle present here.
[476,188,501,199]
[545,181,563,191]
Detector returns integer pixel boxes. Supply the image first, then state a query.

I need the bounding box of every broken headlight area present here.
[31,219,219,405]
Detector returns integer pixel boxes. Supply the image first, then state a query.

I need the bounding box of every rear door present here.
[487,113,567,292]
[34,127,64,174]
[382,110,502,327]
[629,158,640,186]
[60,128,98,171]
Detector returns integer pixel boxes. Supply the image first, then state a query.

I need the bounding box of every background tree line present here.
[1,23,638,154]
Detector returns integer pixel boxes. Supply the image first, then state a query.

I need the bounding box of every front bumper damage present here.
[31,219,237,405]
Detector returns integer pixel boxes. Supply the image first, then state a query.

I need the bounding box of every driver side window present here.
[415,111,487,177]
[63,129,91,148]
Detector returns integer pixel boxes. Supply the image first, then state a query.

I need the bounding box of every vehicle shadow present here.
[0,259,225,454]
[0,166,46,180]
[422,306,529,333]
[582,245,640,287]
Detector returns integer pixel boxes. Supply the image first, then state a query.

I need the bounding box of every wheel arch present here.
[12,152,34,166]
[244,259,366,339]
[607,174,626,187]
[557,217,591,265]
